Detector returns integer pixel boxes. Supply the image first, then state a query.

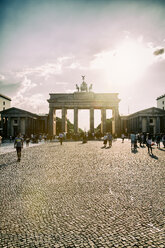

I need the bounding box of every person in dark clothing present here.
[14,133,23,162]
[156,134,161,148]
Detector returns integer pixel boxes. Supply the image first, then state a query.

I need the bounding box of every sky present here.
[0,0,165,130]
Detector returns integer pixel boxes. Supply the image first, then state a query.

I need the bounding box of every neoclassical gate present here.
[47,77,120,136]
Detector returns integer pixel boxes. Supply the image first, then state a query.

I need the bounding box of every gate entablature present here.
[47,77,120,136]
[48,92,120,109]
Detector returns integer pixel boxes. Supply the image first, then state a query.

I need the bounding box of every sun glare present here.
[92,38,154,88]
[113,39,152,82]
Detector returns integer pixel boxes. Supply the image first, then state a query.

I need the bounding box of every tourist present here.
[121,133,125,143]
[130,132,136,150]
[26,136,30,147]
[59,132,64,145]
[0,135,2,146]
[156,134,161,148]
[82,132,87,143]
[139,133,143,147]
[14,133,23,162]
[162,134,165,148]
[107,133,112,147]
[146,134,153,155]
[103,134,108,148]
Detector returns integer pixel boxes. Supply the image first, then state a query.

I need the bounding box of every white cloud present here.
[12,93,45,112]
[57,56,74,63]
[56,82,68,85]
[12,76,38,110]
[0,74,5,80]
[16,62,62,80]
[67,62,81,69]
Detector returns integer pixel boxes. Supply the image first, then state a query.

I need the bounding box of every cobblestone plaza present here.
[0,140,164,247]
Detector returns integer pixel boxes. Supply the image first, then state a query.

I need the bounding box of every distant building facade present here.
[0,107,48,138]
[0,94,11,111]
[157,94,165,110]
[120,107,165,135]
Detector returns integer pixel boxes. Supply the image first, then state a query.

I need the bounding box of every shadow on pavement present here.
[150,154,158,160]
[131,149,138,153]
[158,148,165,152]
[0,160,17,168]
[0,164,8,169]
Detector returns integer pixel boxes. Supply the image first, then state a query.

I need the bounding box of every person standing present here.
[0,135,2,147]
[14,133,23,162]
[130,133,136,150]
[59,132,64,145]
[146,134,153,155]
[156,134,161,149]
[162,134,165,148]
[103,134,108,148]
[121,133,125,143]
[108,133,112,147]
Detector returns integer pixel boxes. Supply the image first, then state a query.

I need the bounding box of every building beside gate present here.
[157,94,165,110]
[47,77,120,137]
[0,93,11,111]
[0,107,48,138]
[120,107,165,135]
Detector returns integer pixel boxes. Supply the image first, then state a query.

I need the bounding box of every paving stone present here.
[0,140,164,247]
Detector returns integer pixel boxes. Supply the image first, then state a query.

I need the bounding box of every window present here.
[150,119,153,124]
[162,101,164,104]
[14,119,18,124]
[163,107,164,110]
[3,101,5,105]
[3,107,5,110]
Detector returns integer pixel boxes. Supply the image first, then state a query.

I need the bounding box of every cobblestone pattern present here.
[0,140,164,247]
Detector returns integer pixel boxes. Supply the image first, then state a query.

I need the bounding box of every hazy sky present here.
[0,0,165,129]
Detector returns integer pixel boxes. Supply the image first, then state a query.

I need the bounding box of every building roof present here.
[0,107,38,117]
[0,93,11,101]
[156,94,165,100]
[127,107,165,118]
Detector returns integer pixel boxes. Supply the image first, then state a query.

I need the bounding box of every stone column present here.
[18,117,21,133]
[74,107,78,134]
[90,108,94,133]
[139,116,142,132]
[62,108,67,133]
[49,108,56,136]
[101,108,106,134]
[25,117,28,135]
[156,116,160,133]
[112,107,119,136]
[146,116,149,133]
[7,117,11,138]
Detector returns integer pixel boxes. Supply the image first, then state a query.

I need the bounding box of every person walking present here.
[162,134,165,148]
[156,134,161,149]
[0,135,2,147]
[59,132,64,145]
[146,134,153,155]
[121,133,125,143]
[130,133,136,150]
[14,133,23,162]
[103,134,108,148]
[108,133,112,147]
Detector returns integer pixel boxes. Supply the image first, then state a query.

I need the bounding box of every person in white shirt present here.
[146,134,153,155]
[121,133,125,143]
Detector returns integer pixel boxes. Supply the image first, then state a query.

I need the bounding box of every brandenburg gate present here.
[48,77,120,136]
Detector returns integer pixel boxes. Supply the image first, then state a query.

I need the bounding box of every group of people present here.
[130,132,165,155]
[103,133,113,148]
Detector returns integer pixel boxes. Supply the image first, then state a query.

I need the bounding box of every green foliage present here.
[56,117,82,134]
[95,118,112,133]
